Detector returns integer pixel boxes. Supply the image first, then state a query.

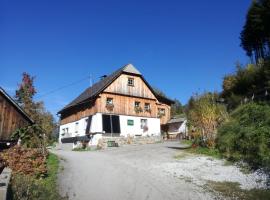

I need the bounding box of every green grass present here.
[186,147,222,159]
[180,139,193,146]
[206,181,270,200]
[72,147,97,151]
[43,153,61,189]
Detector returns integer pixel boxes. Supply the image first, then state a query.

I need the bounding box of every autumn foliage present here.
[0,146,47,178]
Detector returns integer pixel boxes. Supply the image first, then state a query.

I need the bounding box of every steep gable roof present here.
[58,64,173,113]
[0,87,34,124]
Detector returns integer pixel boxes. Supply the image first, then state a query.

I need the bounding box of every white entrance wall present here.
[59,113,161,144]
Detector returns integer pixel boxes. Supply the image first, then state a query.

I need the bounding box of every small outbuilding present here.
[166,117,188,139]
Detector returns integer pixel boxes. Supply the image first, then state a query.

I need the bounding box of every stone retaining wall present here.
[96,136,162,149]
[0,168,11,200]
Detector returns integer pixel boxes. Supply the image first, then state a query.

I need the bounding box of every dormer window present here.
[128,78,134,86]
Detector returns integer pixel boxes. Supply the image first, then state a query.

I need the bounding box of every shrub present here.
[9,154,67,200]
[0,146,47,178]
[187,92,228,148]
[217,103,270,170]
[11,124,45,149]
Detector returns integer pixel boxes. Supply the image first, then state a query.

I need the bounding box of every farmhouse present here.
[58,64,174,145]
[0,87,33,142]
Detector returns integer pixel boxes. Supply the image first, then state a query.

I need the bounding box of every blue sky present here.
[1,0,251,117]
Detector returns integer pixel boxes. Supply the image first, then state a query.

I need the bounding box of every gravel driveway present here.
[53,142,215,200]
[52,141,267,200]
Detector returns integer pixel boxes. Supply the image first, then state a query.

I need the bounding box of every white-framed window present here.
[128,77,134,86]
[106,97,113,105]
[134,101,140,107]
[144,103,150,111]
[140,119,148,129]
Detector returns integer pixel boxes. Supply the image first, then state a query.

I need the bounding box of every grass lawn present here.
[9,153,67,200]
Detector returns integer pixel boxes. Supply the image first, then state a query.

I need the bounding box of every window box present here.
[134,106,143,113]
[106,103,114,111]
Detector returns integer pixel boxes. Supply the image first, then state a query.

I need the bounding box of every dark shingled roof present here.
[58,64,174,113]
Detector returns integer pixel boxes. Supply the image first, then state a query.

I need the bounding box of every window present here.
[144,103,150,111]
[127,119,134,126]
[158,108,166,117]
[61,128,65,136]
[134,101,140,107]
[106,98,113,105]
[66,128,69,134]
[128,78,134,86]
[140,119,148,129]
[75,122,79,133]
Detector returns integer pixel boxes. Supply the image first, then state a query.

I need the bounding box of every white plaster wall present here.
[59,113,103,143]
[59,113,161,144]
[119,115,160,137]
[90,113,103,133]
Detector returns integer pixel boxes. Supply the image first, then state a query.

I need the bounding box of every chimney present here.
[100,75,107,80]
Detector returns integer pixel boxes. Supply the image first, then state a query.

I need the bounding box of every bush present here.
[11,125,45,148]
[217,103,270,170]
[9,154,67,200]
[0,146,47,178]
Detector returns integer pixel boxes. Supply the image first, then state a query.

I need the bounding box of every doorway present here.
[102,114,121,135]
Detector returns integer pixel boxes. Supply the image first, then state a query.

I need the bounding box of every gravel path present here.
[52,141,267,200]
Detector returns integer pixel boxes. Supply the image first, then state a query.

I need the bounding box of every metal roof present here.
[167,117,186,124]
[58,64,174,113]
[0,87,34,124]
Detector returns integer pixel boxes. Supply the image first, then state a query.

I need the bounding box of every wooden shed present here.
[0,87,33,141]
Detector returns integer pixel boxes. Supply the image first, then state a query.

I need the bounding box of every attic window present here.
[128,78,134,86]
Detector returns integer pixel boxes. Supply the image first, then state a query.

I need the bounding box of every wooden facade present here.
[60,65,173,127]
[0,88,33,140]
[104,74,156,99]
